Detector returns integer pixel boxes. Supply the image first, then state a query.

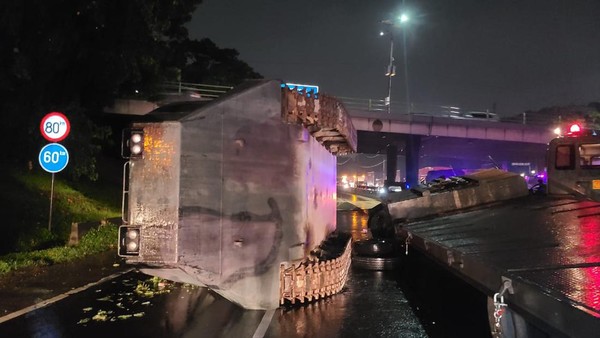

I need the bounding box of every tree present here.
[1,0,203,108]
[586,102,600,130]
[1,0,201,175]
[0,0,261,180]
[177,38,262,85]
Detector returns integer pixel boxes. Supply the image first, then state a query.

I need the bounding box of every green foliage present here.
[17,171,120,221]
[1,0,204,107]
[0,225,118,275]
[585,103,600,130]
[0,0,262,271]
[61,110,114,181]
[178,38,263,85]
[0,170,120,255]
[0,0,260,181]
[14,227,61,253]
[78,224,119,254]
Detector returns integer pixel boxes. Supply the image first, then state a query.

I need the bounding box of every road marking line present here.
[252,308,276,338]
[0,268,134,324]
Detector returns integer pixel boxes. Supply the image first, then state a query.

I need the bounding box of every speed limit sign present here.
[40,112,70,142]
[38,143,69,173]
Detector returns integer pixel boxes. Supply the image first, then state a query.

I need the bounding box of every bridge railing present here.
[337,96,389,113]
[336,97,563,127]
[157,82,558,128]
[337,96,501,119]
[161,81,233,99]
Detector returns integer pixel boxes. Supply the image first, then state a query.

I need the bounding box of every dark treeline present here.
[0,0,261,180]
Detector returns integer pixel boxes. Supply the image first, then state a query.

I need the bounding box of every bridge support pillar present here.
[385,144,398,187]
[405,135,421,188]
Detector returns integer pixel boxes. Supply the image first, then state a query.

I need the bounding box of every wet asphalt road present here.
[0,210,492,337]
[0,269,426,338]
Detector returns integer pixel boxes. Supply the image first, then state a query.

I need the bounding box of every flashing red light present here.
[569,123,582,134]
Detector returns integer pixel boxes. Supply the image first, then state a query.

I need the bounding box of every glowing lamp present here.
[127,241,138,251]
[553,127,561,136]
[121,128,145,159]
[119,226,141,256]
[127,229,139,240]
[129,130,144,157]
[568,123,582,135]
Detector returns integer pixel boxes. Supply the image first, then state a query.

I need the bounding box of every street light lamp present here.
[380,14,410,115]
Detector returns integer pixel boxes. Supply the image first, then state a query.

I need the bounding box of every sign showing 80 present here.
[40,112,71,142]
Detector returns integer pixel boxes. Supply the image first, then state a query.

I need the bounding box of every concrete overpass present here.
[347,109,555,145]
[131,81,554,144]
[114,82,556,187]
[341,103,555,188]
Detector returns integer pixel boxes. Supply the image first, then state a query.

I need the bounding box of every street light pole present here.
[381,14,409,115]
[386,28,395,114]
[401,27,410,115]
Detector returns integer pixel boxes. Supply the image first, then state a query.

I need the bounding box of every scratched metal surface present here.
[402,195,600,316]
[128,80,339,309]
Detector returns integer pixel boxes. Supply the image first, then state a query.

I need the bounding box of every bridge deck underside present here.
[353,131,547,177]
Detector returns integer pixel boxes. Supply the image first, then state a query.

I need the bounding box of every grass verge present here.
[0,166,122,274]
[0,224,118,275]
[0,169,121,254]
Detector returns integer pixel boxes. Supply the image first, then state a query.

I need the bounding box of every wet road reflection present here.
[270,267,427,338]
[337,209,370,242]
[0,210,491,337]
[0,269,428,338]
[0,271,258,338]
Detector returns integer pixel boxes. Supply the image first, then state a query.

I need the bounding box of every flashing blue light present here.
[405,183,410,189]
[282,82,319,98]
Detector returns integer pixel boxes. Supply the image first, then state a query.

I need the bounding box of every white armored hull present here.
[120,80,356,309]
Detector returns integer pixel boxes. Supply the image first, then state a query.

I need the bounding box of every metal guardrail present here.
[336,96,571,128]
[337,96,389,113]
[161,81,233,99]
[279,240,352,305]
[337,96,503,121]
[159,82,563,128]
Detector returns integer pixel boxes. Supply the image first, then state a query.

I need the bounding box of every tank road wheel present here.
[367,205,393,239]
[486,297,547,338]
[352,239,402,271]
[353,239,395,257]
[351,255,401,270]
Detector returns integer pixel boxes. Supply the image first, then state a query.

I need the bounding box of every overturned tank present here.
[118,80,356,309]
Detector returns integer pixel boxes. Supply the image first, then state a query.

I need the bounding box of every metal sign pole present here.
[49,173,55,232]
[38,112,71,233]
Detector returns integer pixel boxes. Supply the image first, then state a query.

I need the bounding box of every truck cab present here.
[547,125,600,201]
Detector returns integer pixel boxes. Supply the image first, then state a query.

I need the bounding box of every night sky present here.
[188,0,600,117]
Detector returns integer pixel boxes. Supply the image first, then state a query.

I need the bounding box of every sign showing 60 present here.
[38,143,69,173]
